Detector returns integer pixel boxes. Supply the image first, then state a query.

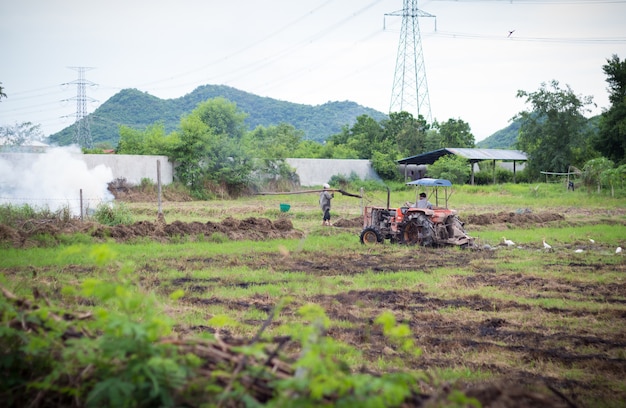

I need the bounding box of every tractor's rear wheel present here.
[401,215,434,246]
[360,227,383,244]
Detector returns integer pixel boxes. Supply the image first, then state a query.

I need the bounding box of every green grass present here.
[2,182,626,406]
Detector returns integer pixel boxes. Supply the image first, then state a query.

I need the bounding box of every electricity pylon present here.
[386,0,435,123]
[64,67,96,148]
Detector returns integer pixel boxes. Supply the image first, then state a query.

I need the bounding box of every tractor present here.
[359,178,474,247]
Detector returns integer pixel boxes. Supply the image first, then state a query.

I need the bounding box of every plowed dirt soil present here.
[0,210,571,248]
[2,208,625,407]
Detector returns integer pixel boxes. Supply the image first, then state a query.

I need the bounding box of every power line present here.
[430,0,626,3]
[422,30,626,43]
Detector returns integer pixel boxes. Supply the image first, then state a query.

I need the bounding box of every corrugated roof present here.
[397,148,527,165]
[406,178,452,187]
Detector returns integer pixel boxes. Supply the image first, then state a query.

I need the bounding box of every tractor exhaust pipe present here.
[386,186,390,210]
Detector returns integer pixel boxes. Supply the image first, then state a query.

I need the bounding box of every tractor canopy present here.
[406,178,454,209]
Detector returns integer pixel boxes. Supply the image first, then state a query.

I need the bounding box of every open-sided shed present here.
[397,148,528,184]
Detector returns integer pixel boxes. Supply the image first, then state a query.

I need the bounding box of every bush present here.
[93,202,133,226]
[474,167,516,185]
[0,204,72,227]
[428,155,470,184]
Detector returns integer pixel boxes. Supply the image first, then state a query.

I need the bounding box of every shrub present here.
[93,202,133,226]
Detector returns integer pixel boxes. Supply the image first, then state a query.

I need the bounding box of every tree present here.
[582,157,614,193]
[596,54,626,164]
[243,123,303,184]
[434,118,475,148]
[0,82,6,101]
[601,165,626,197]
[116,123,177,156]
[0,122,44,146]
[427,155,471,185]
[329,115,384,159]
[243,123,303,160]
[380,112,432,158]
[194,96,247,140]
[515,80,596,179]
[172,98,252,195]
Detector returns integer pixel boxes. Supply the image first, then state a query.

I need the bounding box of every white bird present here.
[574,249,584,253]
[502,236,515,247]
[589,238,595,244]
[617,247,623,254]
[542,237,552,251]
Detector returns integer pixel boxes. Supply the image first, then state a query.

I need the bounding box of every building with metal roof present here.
[397,148,528,184]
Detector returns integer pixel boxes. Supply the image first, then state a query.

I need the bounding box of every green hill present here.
[47,85,388,147]
[476,120,520,149]
[477,114,601,150]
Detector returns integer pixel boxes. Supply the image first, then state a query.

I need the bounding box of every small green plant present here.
[0,203,73,228]
[272,304,425,407]
[93,202,133,226]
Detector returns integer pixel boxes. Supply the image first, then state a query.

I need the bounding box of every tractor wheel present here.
[360,227,383,244]
[401,214,434,246]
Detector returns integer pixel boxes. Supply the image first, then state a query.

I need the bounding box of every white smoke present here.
[0,146,114,216]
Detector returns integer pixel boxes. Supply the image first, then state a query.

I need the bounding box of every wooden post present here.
[157,160,162,216]
[360,187,364,215]
[80,189,83,222]
[513,161,517,183]
[493,160,496,184]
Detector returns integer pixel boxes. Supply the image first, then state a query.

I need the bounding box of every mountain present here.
[476,114,601,150]
[47,85,389,147]
[476,120,520,149]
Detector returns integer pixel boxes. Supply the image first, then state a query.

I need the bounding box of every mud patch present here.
[0,217,303,248]
[465,211,565,226]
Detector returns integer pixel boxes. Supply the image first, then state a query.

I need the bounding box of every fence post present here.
[157,160,162,216]
[80,189,83,222]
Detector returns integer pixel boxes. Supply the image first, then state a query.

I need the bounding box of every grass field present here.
[1,182,625,407]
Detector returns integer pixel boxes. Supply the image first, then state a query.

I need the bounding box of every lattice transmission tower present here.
[386,0,435,123]
[64,67,96,148]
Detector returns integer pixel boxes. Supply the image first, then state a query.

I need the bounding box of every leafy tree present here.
[194,96,247,140]
[0,121,44,146]
[172,98,252,195]
[243,123,303,183]
[386,112,431,157]
[602,165,626,197]
[427,155,471,184]
[116,123,177,156]
[434,118,475,148]
[370,149,401,181]
[291,140,326,158]
[596,54,626,164]
[515,80,596,179]
[582,157,614,193]
[329,115,385,159]
[243,123,303,160]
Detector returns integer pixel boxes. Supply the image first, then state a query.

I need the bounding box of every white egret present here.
[617,247,623,254]
[502,237,515,247]
[542,237,552,251]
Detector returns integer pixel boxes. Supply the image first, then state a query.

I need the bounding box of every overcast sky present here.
[1,0,625,142]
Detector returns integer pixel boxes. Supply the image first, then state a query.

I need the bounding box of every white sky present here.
[1,0,625,142]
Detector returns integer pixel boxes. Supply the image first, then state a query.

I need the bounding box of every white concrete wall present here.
[0,152,174,185]
[82,154,174,185]
[1,152,378,188]
[286,158,381,187]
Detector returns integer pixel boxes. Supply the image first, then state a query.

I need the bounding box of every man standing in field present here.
[319,183,334,226]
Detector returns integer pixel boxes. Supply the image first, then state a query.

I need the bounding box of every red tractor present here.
[359,178,474,247]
